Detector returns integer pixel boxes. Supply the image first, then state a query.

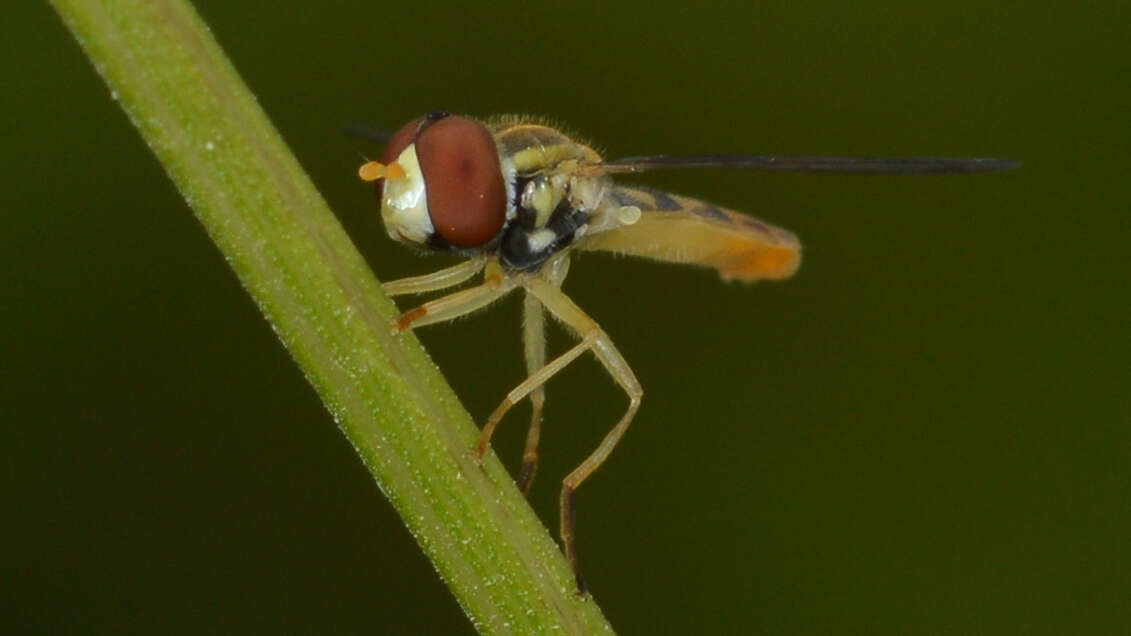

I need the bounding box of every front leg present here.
[392,260,514,334]
[382,258,485,297]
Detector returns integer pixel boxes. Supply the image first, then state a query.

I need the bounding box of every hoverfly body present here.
[357,111,1016,593]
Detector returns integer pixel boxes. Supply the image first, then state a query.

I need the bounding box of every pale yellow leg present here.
[392,263,513,334]
[514,253,572,494]
[473,334,592,458]
[517,291,546,494]
[382,258,485,297]
[471,271,642,593]
[535,279,642,594]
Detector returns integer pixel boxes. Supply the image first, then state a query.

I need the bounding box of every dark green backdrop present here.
[4,1,1127,633]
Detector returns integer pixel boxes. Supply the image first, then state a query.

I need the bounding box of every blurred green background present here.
[4,1,1127,633]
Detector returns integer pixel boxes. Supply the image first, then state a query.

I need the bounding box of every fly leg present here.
[391,261,513,334]
[517,291,546,495]
[472,274,642,593]
[472,331,592,461]
[516,255,570,493]
[382,258,485,297]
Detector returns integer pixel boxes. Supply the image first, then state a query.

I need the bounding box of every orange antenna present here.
[358,161,405,182]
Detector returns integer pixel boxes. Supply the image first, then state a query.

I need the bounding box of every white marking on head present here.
[380,144,435,245]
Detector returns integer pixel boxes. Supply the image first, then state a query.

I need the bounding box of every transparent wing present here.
[580,185,801,282]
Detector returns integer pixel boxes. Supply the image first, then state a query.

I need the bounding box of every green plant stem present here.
[49,0,613,632]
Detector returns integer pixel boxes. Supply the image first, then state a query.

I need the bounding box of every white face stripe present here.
[380,144,435,245]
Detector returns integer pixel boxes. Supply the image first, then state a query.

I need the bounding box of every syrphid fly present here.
[357,111,1016,593]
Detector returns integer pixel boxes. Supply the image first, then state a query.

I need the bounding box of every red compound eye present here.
[379,117,423,165]
[372,117,424,200]
[414,116,506,248]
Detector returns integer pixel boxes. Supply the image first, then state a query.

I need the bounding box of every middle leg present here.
[527,276,643,594]
[471,273,642,592]
[517,291,546,494]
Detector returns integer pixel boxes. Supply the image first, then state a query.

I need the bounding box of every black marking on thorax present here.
[500,175,588,271]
